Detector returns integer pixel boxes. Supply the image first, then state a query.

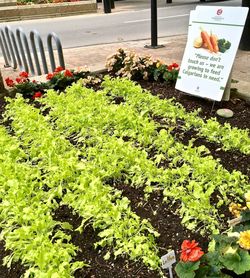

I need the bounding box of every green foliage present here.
[4,96,161,271]
[2,75,249,276]
[175,214,250,277]
[0,125,86,277]
[38,81,249,235]
[175,261,200,278]
[176,235,250,277]
[101,76,250,155]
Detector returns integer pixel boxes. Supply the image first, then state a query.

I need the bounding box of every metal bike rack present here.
[0,25,65,76]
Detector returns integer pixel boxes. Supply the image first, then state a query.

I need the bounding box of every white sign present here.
[175,6,249,101]
[161,250,176,269]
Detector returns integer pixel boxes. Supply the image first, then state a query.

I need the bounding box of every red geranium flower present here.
[167,65,173,71]
[54,66,64,73]
[172,62,179,68]
[46,73,54,80]
[180,240,204,262]
[64,69,73,77]
[32,92,42,99]
[19,71,29,78]
[5,77,15,87]
[16,77,22,84]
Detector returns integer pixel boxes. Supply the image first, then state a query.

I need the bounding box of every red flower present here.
[19,71,29,78]
[46,73,54,80]
[167,65,173,71]
[54,66,64,73]
[5,77,15,87]
[64,69,73,77]
[32,92,42,99]
[16,77,22,84]
[172,62,179,68]
[32,80,37,83]
[180,240,204,262]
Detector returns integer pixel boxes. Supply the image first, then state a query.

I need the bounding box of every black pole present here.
[151,0,157,47]
[145,0,164,49]
[110,0,115,9]
[103,0,111,13]
[239,0,250,51]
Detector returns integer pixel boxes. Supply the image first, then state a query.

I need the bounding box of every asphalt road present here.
[0,0,242,49]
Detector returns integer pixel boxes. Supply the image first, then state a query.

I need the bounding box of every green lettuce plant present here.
[38,82,249,235]
[4,96,162,271]
[101,76,250,155]
[0,126,86,277]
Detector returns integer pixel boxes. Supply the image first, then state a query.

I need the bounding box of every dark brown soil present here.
[0,241,26,278]
[0,81,249,278]
[52,205,161,278]
[140,81,250,130]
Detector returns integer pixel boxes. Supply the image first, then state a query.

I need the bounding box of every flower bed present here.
[0,50,249,278]
[0,1,97,22]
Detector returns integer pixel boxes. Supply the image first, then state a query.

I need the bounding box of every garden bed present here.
[0,0,96,22]
[0,63,249,278]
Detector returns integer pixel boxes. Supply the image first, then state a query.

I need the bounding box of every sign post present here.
[175,6,248,101]
[103,0,111,13]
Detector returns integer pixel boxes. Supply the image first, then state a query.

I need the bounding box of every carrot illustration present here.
[200,30,214,52]
[210,33,219,53]
[202,42,208,49]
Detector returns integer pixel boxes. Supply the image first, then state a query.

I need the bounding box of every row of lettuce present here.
[6,68,250,155]
[1,77,250,277]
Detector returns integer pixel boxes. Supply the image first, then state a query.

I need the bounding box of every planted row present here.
[4,96,161,272]
[0,125,85,277]
[39,84,249,234]
[102,77,250,155]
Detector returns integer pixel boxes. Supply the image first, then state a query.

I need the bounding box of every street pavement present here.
[0,0,249,101]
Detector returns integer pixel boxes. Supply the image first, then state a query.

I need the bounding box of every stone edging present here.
[0,0,97,22]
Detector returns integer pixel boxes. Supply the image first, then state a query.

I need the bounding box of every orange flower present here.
[180,240,204,262]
